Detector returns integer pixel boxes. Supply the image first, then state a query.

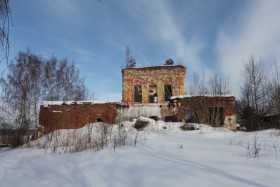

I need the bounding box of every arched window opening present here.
[97,118,103,122]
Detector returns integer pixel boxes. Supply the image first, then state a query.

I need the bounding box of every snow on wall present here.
[117,105,161,120]
[41,101,127,107]
[170,94,234,100]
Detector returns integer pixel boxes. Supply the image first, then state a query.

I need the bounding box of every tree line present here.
[237,55,280,131]
[187,56,280,131]
[0,49,88,146]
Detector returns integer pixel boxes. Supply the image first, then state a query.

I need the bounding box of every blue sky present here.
[4,0,280,101]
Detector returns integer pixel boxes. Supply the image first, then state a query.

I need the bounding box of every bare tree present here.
[188,71,231,96]
[62,62,86,101]
[0,49,89,146]
[188,71,208,96]
[208,75,231,96]
[0,50,42,146]
[188,71,232,127]
[42,57,57,101]
[268,61,280,128]
[0,0,10,64]
[42,57,87,101]
[240,55,268,130]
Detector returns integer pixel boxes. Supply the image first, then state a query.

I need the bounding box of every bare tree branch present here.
[0,0,10,65]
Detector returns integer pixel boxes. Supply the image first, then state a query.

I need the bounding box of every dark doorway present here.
[208,107,224,126]
[185,107,194,123]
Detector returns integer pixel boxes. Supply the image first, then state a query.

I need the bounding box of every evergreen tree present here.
[125,46,136,67]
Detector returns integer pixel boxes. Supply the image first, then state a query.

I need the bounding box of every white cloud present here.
[74,48,97,63]
[123,0,212,76]
[216,0,280,97]
[44,1,82,20]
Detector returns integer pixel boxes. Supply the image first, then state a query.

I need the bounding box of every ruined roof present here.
[122,64,186,71]
[41,101,127,107]
[170,94,235,100]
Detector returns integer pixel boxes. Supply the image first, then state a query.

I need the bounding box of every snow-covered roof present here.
[41,100,127,107]
[170,94,234,100]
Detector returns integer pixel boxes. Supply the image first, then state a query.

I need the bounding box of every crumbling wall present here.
[173,96,236,129]
[39,102,127,135]
[122,65,186,104]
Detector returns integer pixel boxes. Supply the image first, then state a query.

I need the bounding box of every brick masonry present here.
[172,96,236,129]
[38,64,237,135]
[38,102,127,136]
[122,65,186,104]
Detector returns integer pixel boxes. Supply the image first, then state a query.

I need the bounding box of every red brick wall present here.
[174,96,235,123]
[39,103,125,135]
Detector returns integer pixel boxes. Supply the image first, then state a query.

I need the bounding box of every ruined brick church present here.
[122,65,186,104]
[38,64,236,136]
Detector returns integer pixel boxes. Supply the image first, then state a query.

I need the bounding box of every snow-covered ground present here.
[0,121,280,187]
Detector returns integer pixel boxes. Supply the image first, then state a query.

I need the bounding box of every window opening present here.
[134,85,142,102]
[149,84,157,103]
[164,84,172,101]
